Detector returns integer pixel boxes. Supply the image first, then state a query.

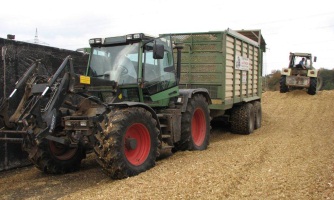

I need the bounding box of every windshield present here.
[88,43,139,85]
[290,55,311,69]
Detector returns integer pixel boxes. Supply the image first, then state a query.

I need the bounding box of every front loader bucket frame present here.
[0,56,77,171]
[0,131,30,171]
[0,60,48,171]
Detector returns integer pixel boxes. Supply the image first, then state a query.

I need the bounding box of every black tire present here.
[95,107,160,179]
[230,103,255,134]
[174,94,210,151]
[27,138,85,174]
[21,74,85,174]
[307,77,317,95]
[280,76,289,93]
[316,76,323,91]
[253,101,262,129]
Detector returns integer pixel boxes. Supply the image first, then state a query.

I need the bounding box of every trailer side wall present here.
[169,30,264,114]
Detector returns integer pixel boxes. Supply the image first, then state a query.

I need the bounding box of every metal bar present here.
[258,48,263,97]
[233,37,236,103]
[226,29,259,47]
[10,63,38,98]
[246,43,249,98]
[222,32,227,105]
[240,40,243,100]
[2,46,7,98]
[0,130,28,134]
[48,56,70,88]
[0,138,23,143]
[252,45,255,96]
[189,34,193,86]
[4,133,8,167]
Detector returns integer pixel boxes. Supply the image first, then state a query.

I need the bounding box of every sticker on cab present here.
[80,76,91,84]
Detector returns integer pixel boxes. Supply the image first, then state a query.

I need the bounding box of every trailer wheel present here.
[253,101,262,129]
[174,94,210,151]
[95,107,160,179]
[307,77,317,95]
[28,138,85,174]
[230,103,255,134]
[280,76,289,93]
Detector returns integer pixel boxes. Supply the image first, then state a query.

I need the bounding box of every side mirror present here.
[313,56,317,62]
[153,43,164,59]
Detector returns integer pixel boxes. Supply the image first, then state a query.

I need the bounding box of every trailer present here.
[164,29,266,133]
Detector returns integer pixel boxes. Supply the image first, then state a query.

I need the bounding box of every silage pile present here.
[0,90,333,199]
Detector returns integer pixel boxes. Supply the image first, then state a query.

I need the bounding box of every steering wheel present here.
[119,65,128,76]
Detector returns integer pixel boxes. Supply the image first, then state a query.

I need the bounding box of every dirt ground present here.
[0,90,334,199]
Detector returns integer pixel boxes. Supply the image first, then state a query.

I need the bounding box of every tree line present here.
[263,68,334,91]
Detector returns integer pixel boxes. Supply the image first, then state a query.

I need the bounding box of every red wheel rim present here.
[49,141,78,161]
[124,123,151,166]
[191,108,206,146]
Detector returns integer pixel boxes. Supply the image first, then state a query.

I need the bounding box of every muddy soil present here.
[0,90,333,199]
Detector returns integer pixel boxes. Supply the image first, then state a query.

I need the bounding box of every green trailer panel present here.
[165,29,266,112]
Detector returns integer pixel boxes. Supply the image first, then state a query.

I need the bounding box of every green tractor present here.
[280,52,322,95]
[0,33,211,179]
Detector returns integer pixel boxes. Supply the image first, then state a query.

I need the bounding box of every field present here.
[0,90,334,199]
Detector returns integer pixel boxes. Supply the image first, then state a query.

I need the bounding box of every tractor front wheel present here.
[27,137,85,174]
[307,77,317,95]
[95,107,160,179]
[280,76,289,93]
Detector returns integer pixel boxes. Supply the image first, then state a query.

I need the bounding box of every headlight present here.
[89,38,103,45]
[126,33,143,41]
[80,121,87,127]
[65,121,72,126]
[95,38,102,44]
[133,34,141,39]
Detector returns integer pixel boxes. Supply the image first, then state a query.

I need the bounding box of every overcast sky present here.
[1,0,333,74]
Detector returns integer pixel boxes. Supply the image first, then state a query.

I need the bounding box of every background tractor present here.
[280,52,322,95]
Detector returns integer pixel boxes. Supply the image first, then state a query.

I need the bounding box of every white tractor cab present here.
[280,52,322,95]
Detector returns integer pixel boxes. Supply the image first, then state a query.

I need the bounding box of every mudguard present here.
[178,88,211,112]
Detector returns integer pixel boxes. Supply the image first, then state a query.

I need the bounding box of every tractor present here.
[280,52,322,95]
[0,33,211,179]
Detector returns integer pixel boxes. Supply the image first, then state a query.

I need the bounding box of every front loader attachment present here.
[0,55,86,172]
[0,98,31,171]
[0,60,46,171]
[0,129,30,171]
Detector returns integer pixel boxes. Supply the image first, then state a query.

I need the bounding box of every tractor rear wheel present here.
[95,107,160,179]
[280,76,289,93]
[174,94,210,151]
[230,103,255,134]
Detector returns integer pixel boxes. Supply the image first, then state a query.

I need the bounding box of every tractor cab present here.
[87,33,178,107]
[288,52,316,70]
